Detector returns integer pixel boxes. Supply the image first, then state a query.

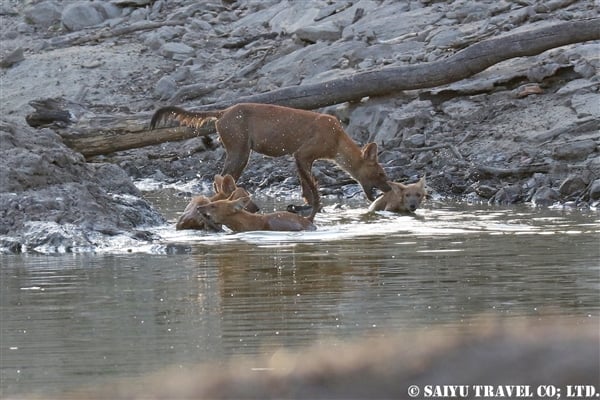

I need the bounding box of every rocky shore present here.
[1,0,598,253]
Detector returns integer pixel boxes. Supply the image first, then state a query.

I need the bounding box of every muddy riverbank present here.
[1,0,598,252]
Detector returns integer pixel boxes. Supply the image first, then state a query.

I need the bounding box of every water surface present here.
[1,200,598,397]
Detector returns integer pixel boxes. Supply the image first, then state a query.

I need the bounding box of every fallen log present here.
[27,18,599,157]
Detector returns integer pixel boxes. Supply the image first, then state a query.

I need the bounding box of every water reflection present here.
[1,203,598,397]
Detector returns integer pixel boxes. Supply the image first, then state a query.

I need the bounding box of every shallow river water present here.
[1,196,599,397]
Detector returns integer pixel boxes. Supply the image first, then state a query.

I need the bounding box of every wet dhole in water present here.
[1,199,598,397]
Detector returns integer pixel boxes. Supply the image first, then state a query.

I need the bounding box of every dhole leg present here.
[293,158,320,219]
[221,148,250,181]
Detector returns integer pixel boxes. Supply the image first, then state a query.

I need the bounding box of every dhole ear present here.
[394,182,407,192]
[361,142,379,161]
[221,175,237,195]
[213,174,224,192]
[233,197,250,211]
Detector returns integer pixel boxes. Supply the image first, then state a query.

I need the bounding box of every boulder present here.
[0,122,164,253]
[24,1,62,28]
[61,1,112,31]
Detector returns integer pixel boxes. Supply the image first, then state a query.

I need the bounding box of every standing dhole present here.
[369,177,426,213]
[176,174,259,231]
[196,197,316,232]
[151,103,391,219]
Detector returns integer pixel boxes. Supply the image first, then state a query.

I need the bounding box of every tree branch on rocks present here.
[26,18,599,158]
[47,19,186,49]
[475,164,551,178]
[400,143,464,160]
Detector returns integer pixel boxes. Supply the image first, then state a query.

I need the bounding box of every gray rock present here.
[143,33,164,51]
[154,76,177,99]
[24,1,62,28]
[295,21,342,43]
[160,42,196,60]
[524,173,551,192]
[112,0,152,5]
[572,56,597,79]
[130,7,149,23]
[531,187,560,206]
[61,2,105,31]
[559,175,587,196]
[555,79,598,95]
[552,139,597,161]
[589,179,600,201]
[0,47,24,68]
[257,40,356,88]
[441,99,483,120]
[527,62,562,83]
[475,184,497,199]
[269,4,321,35]
[342,2,425,42]
[93,2,121,20]
[570,93,600,119]
[489,185,522,205]
[171,66,191,82]
[0,122,163,252]
[405,133,426,148]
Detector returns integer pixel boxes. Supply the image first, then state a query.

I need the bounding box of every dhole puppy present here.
[369,177,426,212]
[176,174,259,231]
[196,197,316,232]
[151,103,391,219]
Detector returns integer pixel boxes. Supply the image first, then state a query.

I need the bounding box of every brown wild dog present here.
[151,103,391,219]
[369,176,426,213]
[176,174,259,231]
[196,196,317,232]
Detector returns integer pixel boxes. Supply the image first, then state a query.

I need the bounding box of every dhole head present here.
[369,176,426,213]
[196,196,252,224]
[391,176,426,212]
[176,195,213,230]
[176,175,258,230]
[212,174,258,211]
[212,174,259,212]
[356,143,391,201]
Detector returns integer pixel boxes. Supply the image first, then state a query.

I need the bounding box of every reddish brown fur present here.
[369,177,426,212]
[196,197,316,232]
[176,174,258,231]
[151,103,391,218]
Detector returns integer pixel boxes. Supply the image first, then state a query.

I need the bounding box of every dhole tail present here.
[150,106,224,130]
